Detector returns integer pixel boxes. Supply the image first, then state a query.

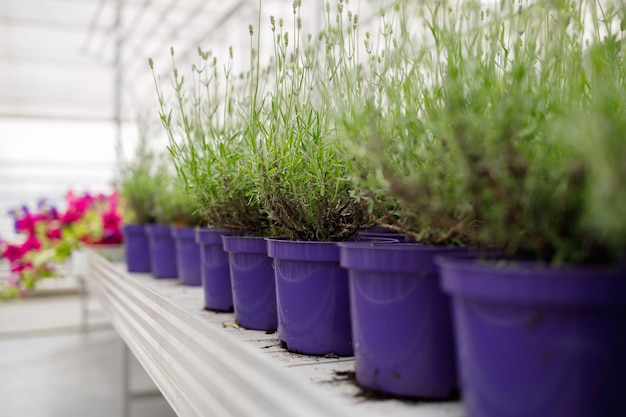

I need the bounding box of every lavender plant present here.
[334,0,625,263]
[383,0,623,263]
[327,1,471,244]
[564,1,626,262]
[250,1,371,242]
[115,129,164,225]
[151,157,203,226]
[425,0,622,263]
[150,47,271,234]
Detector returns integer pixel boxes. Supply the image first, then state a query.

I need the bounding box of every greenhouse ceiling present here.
[0,0,343,122]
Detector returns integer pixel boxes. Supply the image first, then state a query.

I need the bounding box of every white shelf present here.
[87,249,464,417]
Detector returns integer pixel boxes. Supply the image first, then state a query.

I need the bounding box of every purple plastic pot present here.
[266,238,353,356]
[145,224,178,278]
[222,236,277,331]
[358,231,408,243]
[121,224,151,273]
[196,229,240,311]
[339,243,466,398]
[363,225,396,233]
[172,226,202,286]
[437,256,626,417]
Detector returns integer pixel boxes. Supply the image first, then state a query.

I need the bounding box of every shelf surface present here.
[87,249,464,417]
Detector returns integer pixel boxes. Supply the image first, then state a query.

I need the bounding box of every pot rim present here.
[437,254,626,306]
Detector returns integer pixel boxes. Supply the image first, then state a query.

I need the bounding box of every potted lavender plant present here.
[150,44,280,330]
[251,3,372,356]
[412,1,626,416]
[116,130,161,273]
[143,155,181,279]
[327,0,472,398]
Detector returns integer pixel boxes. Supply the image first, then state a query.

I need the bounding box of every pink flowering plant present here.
[0,191,123,299]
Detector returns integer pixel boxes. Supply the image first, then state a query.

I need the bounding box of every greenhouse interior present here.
[1,0,625,416]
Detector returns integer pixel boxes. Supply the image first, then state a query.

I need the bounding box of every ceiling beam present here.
[0,16,109,33]
[82,0,109,53]
[121,0,153,40]
[0,112,131,122]
[123,0,249,83]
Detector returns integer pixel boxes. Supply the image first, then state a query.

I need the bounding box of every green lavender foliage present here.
[150,48,270,234]
[115,129,164,224]
[329,2,471,244]
[423,0,587,261]
[336,0,626,263]
[249,2,371,241]
[150,156,203,226]
[567,3,626,261]
[426,0,625,263]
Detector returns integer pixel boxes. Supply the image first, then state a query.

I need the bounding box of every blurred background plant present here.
[153,164,204,226]
[328,0,626,263]
[421,0,626,264]
[115,124,164,225]
[347,0,624,264]
[328,1,472,244]
[0,191,123,299]
[569,8,626,264]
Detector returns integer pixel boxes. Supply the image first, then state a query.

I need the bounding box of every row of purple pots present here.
[343,243,626,416]
[122,224,201,285]
[267,236,402,356]
[195,229,278,332]
[122,224,626,416]
[122,225,279,330]
[195,230,279,332]
[146,224,178,279]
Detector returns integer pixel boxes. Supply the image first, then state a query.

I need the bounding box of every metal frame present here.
[121,341,162,417]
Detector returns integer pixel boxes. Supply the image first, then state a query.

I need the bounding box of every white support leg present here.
[122,340,131,417]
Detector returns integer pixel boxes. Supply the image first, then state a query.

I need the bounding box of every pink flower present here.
[2,244,24,262]
[15,213,37,234]
[62,193,98,225]
[102,210,121,230]
[76,193,95,211]
[46,226,62,240]
[61,208,81,225]
[73,199,89,214]
[21,235,41,252]
[11,261,33,274]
